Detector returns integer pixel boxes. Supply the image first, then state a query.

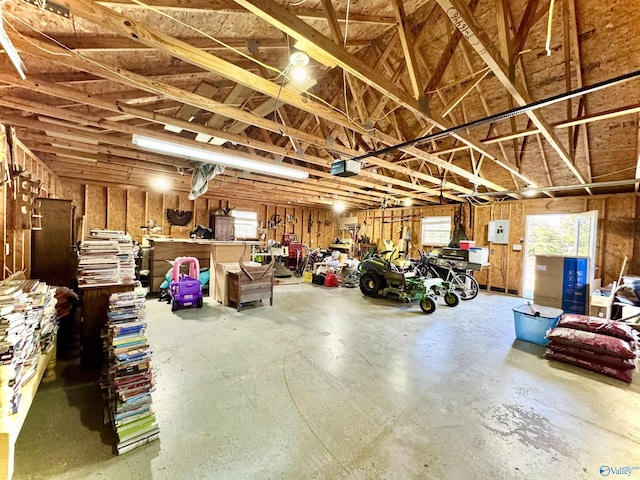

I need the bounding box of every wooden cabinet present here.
[227,270,273,311]
[31,198,73,287]
[80,283,134,368]
[210,215,235,241]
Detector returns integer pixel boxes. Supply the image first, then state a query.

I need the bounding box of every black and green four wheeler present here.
[359,253,459,314]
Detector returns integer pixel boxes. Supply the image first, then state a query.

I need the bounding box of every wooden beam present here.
[456,41,540,189]
[635,113,640,192]
[437,0,589,189]
[495,0,512,64]
[535,133,554,187]
[5,102,442,204]
[165,81,219,134]
[567,0,592,183]
[232,0,504,163]
[321,0,369,123]
[509,0,541,68]
[98,0,396,25]
[424,0,480,98]
[390,0,422,99]
[562,0,574,159]
[23,3,492,196]
[51,0,364,135]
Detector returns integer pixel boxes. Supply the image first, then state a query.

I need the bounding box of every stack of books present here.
[102,291,159,454]
[89,230,136,284]
[0,279,57,413]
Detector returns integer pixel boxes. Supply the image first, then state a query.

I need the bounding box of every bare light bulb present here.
[333,201,346,214]
[289,50,310,66]
[152,177,171,191]
[290,66,307,83]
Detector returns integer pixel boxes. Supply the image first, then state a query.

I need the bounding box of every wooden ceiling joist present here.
[390,0,422,100]
[437,0,590,191]
[7,41,493,201]
[1,0,636,207]
[230,0,530,190]
[9,18,495,198]
[98,0,397,25]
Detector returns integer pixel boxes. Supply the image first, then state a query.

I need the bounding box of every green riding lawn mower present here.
[358,251,460,314]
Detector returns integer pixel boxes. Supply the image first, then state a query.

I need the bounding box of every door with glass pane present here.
[523,211,598,298]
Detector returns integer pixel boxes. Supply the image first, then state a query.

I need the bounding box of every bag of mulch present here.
[546,327,637,359]
[324,272,338,288]
[558,314,639,343]
[546,342,636,370]
[544,348,634,383]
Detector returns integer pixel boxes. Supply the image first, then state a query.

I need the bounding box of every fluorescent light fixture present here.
[132,134,308,180]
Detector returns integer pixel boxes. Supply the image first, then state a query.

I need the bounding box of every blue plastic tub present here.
[513,304,564,345]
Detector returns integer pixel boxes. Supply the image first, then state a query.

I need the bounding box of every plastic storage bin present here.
[468,247,489,264]
[512,304,563,345]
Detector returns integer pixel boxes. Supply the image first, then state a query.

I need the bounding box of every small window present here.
[232,210,258,239]
[421,216,452,246]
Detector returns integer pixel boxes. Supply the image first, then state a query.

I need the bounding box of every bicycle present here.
[415,252,479,301]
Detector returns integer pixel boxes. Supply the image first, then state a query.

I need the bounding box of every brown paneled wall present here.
[59,181,338,249]
[2,116,638,294]
[347,193,640,296]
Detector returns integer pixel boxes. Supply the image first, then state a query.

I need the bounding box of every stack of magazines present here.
[0,279,57,413]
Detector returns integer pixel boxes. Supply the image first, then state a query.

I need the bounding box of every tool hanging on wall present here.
[268,214,280,229]
[166,208,193,226]
[307,213,313,234]
[286,214,298,224]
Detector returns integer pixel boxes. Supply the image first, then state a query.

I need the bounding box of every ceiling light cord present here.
[545,0,556,56]
[343,0,351,48]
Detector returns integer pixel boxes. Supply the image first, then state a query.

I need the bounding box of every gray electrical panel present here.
[488,220,509,244]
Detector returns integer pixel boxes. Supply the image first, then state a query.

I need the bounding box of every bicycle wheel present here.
[451,273,479,300]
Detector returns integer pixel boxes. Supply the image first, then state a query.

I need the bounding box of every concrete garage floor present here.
[15,284,640,479]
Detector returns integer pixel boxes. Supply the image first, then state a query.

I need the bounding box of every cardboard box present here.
[533,255,589,314]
